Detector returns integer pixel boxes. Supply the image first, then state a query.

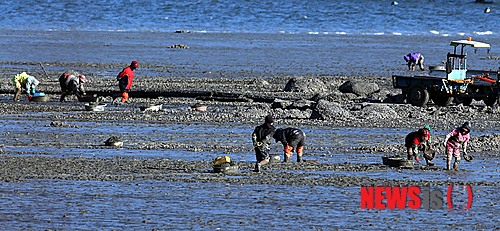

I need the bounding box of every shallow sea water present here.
[1,0,498,36]
[1,112,499,178]
[1,110,499,229]
[0,180,498,230]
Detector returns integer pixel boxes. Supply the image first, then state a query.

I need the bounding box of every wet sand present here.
[1,30,499,230]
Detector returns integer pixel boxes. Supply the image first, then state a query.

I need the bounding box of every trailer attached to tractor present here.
[393,39,499,107]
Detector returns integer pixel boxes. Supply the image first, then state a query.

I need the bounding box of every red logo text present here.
[360,185,473,210]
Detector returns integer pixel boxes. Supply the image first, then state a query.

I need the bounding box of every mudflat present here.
[0,31,499,230]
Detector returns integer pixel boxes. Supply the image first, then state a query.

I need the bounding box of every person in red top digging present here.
[404,127,431,164]
[114,61,138,103]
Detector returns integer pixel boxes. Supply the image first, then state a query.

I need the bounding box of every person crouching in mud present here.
[404,52,425,71]
[59,70,87,102]
[443,122,471,170]
[273,127,306,163]
[12,72,40,101]
[251,115,276,172]
[404,127,432,164]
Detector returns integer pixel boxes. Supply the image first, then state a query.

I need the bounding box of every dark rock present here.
[105,136,123,147]
[310,100,351,120]
[272,99,314,110]
[250,78,269,86]
[284,77,328,95]
[359,104,398,120]
[48,121,79,128]
[272,99,294,109]
[338,80,380,96]
[320,92,359,103]
[383,93,405,104]
[167,44,190,49]
[50,121,66,127]
[290,99,315,110]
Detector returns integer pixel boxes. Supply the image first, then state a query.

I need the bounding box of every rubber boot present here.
[453,160,460,170]
[423,150,435,166]
[253,163,261,172]
[407,154,413,161]
[297,146,304,162]
[111,93,119,103]
[60,92,68,102]
[13,89,21,101]
[121,92,129,103]
[284,144,293,163]
[75,92,83,102]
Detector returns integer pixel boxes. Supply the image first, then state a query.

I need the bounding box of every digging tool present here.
[39,62,51,79]
[463,153,474,162]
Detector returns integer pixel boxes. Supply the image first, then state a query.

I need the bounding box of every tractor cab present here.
[446,38,491,81]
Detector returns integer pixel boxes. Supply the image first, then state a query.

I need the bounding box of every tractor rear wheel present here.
[454,97,473,106]
[462,98,473,106]
[484,95,498,106]
[408,85,429,107]
[432,94,453,107]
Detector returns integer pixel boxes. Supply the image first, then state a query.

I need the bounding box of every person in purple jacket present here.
[404,52,425,71]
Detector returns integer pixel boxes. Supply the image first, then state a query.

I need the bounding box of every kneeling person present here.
[404,52,425,71]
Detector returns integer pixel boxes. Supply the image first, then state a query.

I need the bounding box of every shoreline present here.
[1,30,498,79]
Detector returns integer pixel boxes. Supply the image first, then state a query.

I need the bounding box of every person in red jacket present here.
[404,127,431,164]
[114,61,139,103]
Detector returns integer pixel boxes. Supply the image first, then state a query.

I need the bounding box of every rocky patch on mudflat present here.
[0,62,499,185]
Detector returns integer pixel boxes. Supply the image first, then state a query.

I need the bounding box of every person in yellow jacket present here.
[12,72,40,101]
